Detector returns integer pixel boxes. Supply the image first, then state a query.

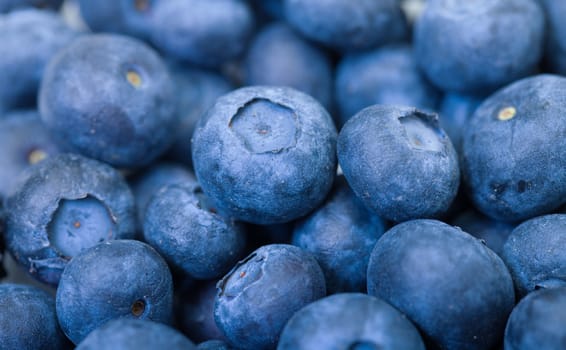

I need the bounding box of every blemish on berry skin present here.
[27,149,47,165]
[126,70,143,88]
[498,107,516,121]
[240,271,246,278]
[517,180,529,193]
[73,221,81,228]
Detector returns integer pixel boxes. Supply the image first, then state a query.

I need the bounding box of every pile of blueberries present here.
[1,0,565,349]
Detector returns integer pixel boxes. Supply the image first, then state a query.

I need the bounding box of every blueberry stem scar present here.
[131,299,146,317]
[498,106,516,121]
[28,149,48,165]
[126,70,142,88]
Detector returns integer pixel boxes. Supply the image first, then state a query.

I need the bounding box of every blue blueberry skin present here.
[292,177,386,293]
[244,22,333,110]
[143,183,247,280]
[192,86,337,225]
[338,105,460,222]
[461,74,566,222]
[0,110,62,200]
[177,280,229,344]
[39,34,177,169]
[414,0,545,94]
[283,0,407,52]
[4,153,136,286]
[56,239,174,344]
[278,293,425,350]
[367,219,515,350]
[214,244,326,349]
[438,93,483,152]
[76,318,196,350]
[504,287,566,350]
[129,162,196,229]
[539,0,566,75]
[0,0,63,13]
[335,44,440,125]
[77,0,157,41]
[0,219,5,279]
[501,214,566,299]
[150,0,255,68]
[450,210,515,257]
[0,283,69,350]
[197,340,234,350]
[166,63,234,166]
[0,9,77,113]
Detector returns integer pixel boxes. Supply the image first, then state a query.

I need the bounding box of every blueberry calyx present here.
[229,98,299,154]
[217,252,264,299]
[399,110,446,153]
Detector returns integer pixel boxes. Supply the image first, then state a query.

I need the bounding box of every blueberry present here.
[292,177,386,293]
[196,339,234,350]
[75,318,196,350]
[0,283,69,349]
[504,287,566,350]
[438,93,483,153]
[414,0,545,94]
[0,110,62,200]
[462,74,566,222]
[338,105,459,222]
[166,63,233,167]
[0,0,63,13]
[150,0,255,68]
[0,9,77,112]
[5,153,135,285]
[129,162,196,229]
[77,0,156,41]
[143,183,246,280]
[56,239,174,344]
[450,209,515,256]
[214,244,326,349]
[177,280,228,344]
[278,293,425,350]
[0,216,5,279]
[39,34,177,168]
[244,22,333,110]
[501,214,566,299]
[192,86,337,224]
[335,44,440,125]
[367,219,515,350]
[283,0,407,51]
